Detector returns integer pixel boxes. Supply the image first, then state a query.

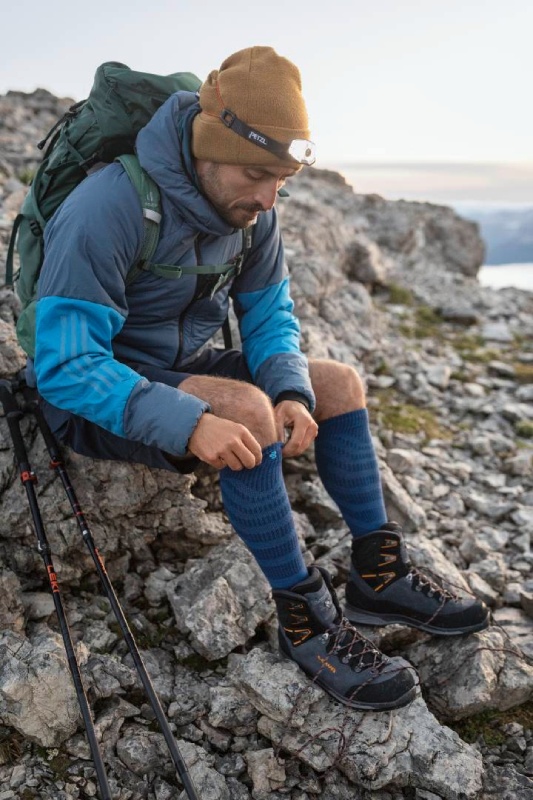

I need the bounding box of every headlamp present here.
[220,109,316,166]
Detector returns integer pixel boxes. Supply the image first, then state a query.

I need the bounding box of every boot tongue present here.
[351,525,410,589]
[291,568,338,628]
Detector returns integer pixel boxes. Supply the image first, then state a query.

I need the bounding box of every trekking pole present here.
[0,380,112,800]
[22,387,201,800]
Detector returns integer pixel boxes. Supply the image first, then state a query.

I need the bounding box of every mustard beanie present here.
[192,46,311,168]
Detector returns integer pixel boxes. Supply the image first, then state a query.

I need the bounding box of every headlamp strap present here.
[220,109,289,160]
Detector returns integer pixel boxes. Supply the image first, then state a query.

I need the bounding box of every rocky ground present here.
[0,89,532,800]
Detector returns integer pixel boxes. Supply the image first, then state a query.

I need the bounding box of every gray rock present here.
[20,591,55,621]
[176,740,231,800]
[0,628,82,746]
[245,748,286,797]
[405,627,533,720]
[387,449,426,474]
[232,649,482,799]
[168,540,273,660]
[341,235,388,286]
[482,322,514,342]
[0,571,24,631]
[209,678,259,736]
[481,764,533,799]
[116,725,171,776]
[425,365,452,390]
[381,463,427,531]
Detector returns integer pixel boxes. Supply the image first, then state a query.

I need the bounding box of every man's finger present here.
[282,429,306,456]
[282,421,316,457]
[218,450,244,471]
[240,429,263,466]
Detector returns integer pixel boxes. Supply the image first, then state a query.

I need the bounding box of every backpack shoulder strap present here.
[116,154,162,285]
[5,214,25,288]
[117,154,255,293]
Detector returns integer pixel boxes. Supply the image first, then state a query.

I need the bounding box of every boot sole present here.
[313,672,418,711]
[344,604,490,636]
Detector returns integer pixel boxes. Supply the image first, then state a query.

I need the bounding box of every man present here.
[33,47,489,712]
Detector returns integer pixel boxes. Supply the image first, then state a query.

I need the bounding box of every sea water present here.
[478,264,533,292]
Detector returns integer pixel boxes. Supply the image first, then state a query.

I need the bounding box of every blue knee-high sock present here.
[219,442,308,589]
[314,408,387,537]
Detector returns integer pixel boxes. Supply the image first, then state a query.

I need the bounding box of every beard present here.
[197,163,262,229]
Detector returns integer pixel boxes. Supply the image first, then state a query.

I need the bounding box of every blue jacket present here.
[34,92,315,456]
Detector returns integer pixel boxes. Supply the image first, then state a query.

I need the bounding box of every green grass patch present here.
[0,728,24,766]
[109,619,167,649]
[450,700,533,746]
[48,753,72,778]
[451,334,495,363]
[373,358,391,377]
[397,305,446,340]
[372,391,451,441]
[516,421,533,439]
[386,283,415,306]
[177,652,228,672]
[513,363,533,384]
[451,709,506,746]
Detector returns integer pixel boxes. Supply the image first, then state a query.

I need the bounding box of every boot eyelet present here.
[324,600,332,608]
[341,656,350,664]
[320,633,329,643]
[415,585,422,592]
[354,665,363,673]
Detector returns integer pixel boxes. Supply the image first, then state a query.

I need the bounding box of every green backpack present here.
[6,62,247,357]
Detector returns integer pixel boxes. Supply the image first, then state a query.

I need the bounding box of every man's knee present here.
[180,375,276,446]
[309,359,366,421]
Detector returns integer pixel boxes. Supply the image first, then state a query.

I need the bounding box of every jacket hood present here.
[135,92,234,237]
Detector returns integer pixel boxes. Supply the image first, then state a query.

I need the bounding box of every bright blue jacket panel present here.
[35,92,315,456]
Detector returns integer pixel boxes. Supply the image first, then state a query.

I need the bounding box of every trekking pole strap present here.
[0,381,29,468]
[21,386,63,463]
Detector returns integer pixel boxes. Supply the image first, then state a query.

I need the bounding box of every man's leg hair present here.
[180,376,308,589]
[310,359,387,536]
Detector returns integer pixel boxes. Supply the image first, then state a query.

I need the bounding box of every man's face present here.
[195,160,298,228]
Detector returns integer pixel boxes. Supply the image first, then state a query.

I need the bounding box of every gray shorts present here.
[41,348,253,472]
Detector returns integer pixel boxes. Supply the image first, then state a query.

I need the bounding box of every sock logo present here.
[269,450,277,460]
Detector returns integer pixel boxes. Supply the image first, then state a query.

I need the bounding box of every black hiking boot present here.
[345,522,490,635]
[272,566,417,711]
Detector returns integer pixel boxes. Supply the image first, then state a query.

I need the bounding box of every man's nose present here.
[254,180,279,211]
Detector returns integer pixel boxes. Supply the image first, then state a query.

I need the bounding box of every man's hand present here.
[188,413,263,470]
[274,400,318,458]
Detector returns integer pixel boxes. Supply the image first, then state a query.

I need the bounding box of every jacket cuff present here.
[274,391,311,411]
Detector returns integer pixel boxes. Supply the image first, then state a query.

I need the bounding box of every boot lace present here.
[323,618,387,673]
[406,567,456,601]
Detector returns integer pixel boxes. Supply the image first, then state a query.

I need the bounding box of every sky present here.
[2,0,533,171]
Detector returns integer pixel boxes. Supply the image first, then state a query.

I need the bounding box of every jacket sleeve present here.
[232,208,315,410]
[34,166,209,456]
